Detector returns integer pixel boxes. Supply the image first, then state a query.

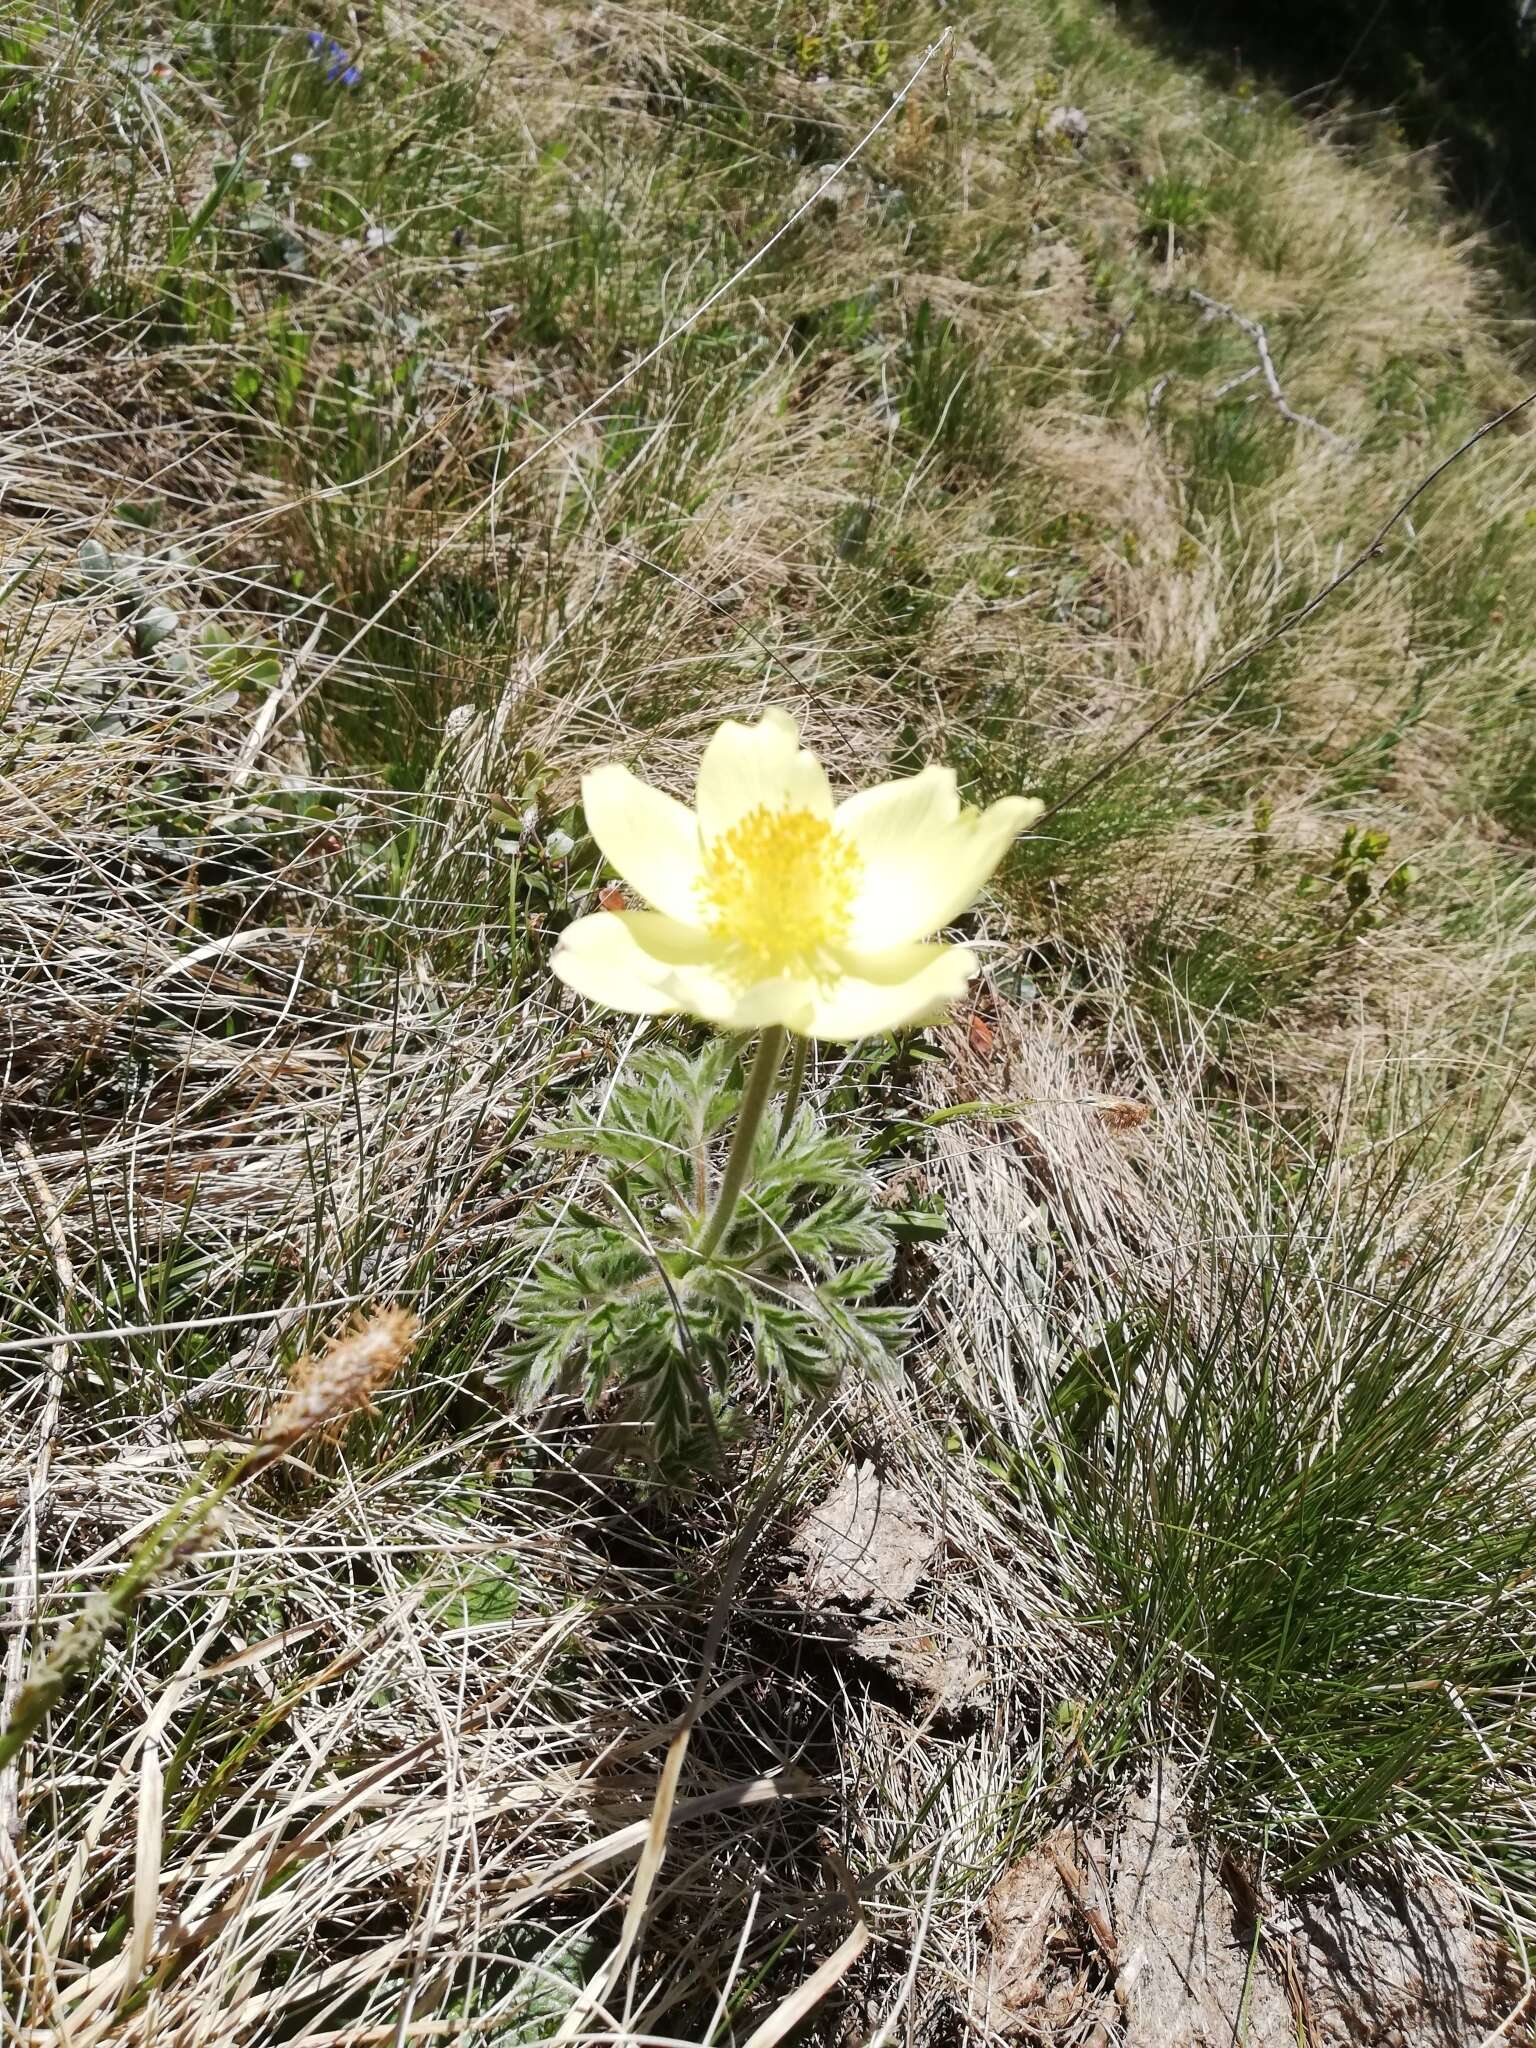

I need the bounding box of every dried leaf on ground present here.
[1110,1766,1295,2048]
[1284,1874,1524,2048]
[783,1462,936,1613]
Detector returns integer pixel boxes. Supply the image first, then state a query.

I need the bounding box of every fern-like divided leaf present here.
[497,1040,907,1461]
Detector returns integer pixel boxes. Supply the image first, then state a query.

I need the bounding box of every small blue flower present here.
[305,28,361,84]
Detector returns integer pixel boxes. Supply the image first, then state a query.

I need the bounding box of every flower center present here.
[697,805,861,972]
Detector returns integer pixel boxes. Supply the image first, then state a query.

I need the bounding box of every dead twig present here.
[1189,287,1352,448]
[1048,1841,1118,1968]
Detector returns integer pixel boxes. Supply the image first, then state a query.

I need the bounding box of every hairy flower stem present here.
[696,1025,787,1258]
[777,1034,809,1141]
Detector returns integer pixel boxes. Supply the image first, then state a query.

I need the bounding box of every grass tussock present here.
[6,0,1536,2037]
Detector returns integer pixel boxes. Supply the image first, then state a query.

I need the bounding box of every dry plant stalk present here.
[0,1309,419,1775]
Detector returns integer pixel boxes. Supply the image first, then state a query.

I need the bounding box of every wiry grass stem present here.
[0,1311,417,1774]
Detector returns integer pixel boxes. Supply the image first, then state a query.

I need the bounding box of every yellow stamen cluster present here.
[697,806,861,971]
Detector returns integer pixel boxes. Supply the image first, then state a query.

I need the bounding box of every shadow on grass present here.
[1127,0,1536,270]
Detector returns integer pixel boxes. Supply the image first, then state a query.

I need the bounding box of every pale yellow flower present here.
[552,709,1043,1041]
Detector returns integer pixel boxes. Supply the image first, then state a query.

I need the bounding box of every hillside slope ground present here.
[5,0,1536,2039]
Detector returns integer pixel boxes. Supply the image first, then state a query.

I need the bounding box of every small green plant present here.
[0,17,47,172]
[787,0,889,82]
[500,1039,905,1462]
[1300,822,1414,934]
[1137,171,1214,249]
[76,537,181,660]
[900,299,1002,472]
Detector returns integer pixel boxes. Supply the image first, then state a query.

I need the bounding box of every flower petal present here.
[695,708,833,843]
[836,769,1043,947]
[695,974,820,1034]
[553,914,828,1031]
[551,910,722,1017]
[802,942,978,1041]
[581,765,703,923]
